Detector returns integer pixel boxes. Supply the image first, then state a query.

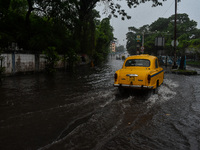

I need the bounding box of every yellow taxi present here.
[114,54,164,94]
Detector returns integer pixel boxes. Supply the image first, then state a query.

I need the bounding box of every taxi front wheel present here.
[153,87,158,94]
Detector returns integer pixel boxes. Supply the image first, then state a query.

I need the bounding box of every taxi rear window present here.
[125,59,150,67]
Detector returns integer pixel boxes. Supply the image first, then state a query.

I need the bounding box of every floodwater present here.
[0,57,200,150]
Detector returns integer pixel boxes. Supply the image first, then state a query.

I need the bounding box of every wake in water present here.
[146,78,179,108]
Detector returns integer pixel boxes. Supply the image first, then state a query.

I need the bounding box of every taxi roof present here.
[123,54,158,68]
[126,54,157,60]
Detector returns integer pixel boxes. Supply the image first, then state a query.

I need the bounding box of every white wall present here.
[1,54,12,74]
[0,53,64,75]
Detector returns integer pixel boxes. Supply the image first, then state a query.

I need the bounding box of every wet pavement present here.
[0,57,200,150]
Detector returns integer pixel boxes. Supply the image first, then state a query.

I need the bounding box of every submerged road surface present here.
[0,57,200,150]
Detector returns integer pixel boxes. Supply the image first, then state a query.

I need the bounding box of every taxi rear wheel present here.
[118,87,126,95]
[153,80,159,94]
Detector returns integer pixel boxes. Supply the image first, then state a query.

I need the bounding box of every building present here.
[111,42,116,53]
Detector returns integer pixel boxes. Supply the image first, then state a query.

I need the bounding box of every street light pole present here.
[172,0,178,69]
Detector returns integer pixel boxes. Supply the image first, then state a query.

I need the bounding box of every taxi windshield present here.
[125,59,150,67]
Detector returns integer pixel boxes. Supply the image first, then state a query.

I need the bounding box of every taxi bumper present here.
[113,84,153,89]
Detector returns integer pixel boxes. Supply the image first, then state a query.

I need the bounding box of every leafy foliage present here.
[42,47,60,73]
[95,18,114,63]
[126,13,200,56]
[65,49,80,69]
[100,0,169,20]
[0,0,170,68]
[115,45,125,53]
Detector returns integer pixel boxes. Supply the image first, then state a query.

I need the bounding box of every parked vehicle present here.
[114,54,164,94]
[159,56,173,65]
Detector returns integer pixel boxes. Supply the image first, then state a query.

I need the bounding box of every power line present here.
[162,1,174,16]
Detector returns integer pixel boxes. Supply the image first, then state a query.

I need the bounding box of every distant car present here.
[114,54,164,94]
[116,55,121,60]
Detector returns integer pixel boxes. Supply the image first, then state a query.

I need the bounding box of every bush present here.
[42,47,60,73]
[187,61,200,66]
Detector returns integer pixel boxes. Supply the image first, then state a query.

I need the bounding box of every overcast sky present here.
[96,0,200,47]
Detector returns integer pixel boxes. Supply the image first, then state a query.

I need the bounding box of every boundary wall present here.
[0,53,64,75]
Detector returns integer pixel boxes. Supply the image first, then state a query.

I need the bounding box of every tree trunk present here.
[25,0,34,48]
[179,55,186,70]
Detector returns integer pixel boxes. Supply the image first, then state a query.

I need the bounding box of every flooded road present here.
[0,57,200,150]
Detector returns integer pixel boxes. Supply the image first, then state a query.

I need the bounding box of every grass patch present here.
[187,61,200,66]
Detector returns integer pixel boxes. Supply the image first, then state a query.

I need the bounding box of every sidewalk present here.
[162,65,172,74]
[162,65,198,75]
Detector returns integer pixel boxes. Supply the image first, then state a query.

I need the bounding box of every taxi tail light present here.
[147,75,151,83]
[114,73,118,81]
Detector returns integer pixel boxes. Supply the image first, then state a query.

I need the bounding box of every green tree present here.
[95,17,114,63]
[126,25,150,55]
[126,29,137,55]
[0,0,27,49]
[149,18,169,32]
[116,45,125,53]
[0,0,170,67]
[127,13,200,57]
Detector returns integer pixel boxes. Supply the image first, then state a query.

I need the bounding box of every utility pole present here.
[172,0,178,69]
[141,32,144,54]
[142,32,144,47]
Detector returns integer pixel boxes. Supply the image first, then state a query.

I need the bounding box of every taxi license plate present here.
[129,76,135,82]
